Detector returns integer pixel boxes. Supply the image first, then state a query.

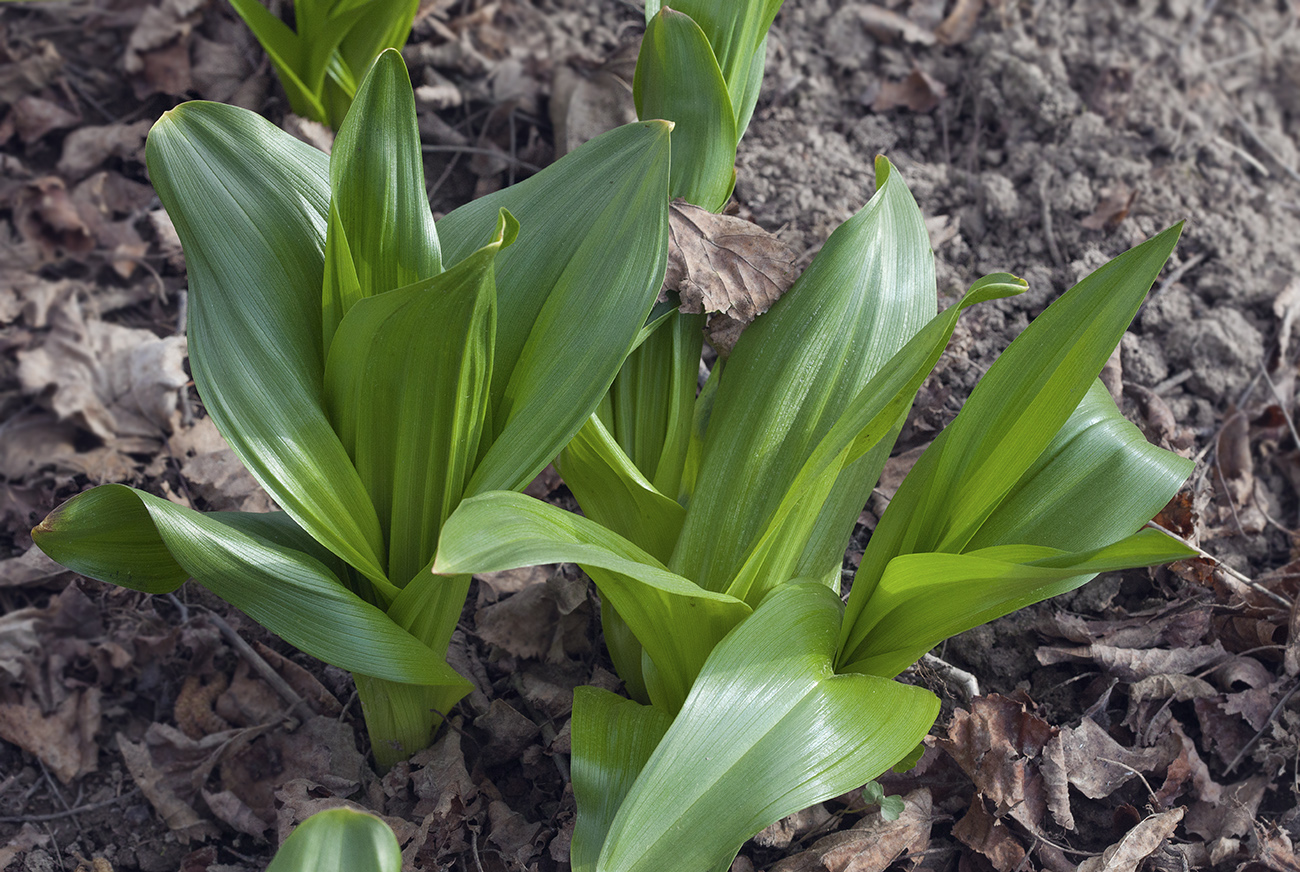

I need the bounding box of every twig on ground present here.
[200,607,315,725]
[1146,522,1294,608]
[0,789,142,824]
[920,653,980,702]
[1225,679,1300,774]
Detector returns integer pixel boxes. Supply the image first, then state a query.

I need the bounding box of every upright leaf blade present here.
[437,122,672,495]
[146,102,388,588]
[325,211,511,587]
[671,157,937,596]
[634,8,738,211]
[266,808,401,872]
[323,49,441,350]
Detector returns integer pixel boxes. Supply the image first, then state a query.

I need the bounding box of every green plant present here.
[266,808,400,872]
[427,6,1198,872]
[228,0,420,128]
[33,49,671,768]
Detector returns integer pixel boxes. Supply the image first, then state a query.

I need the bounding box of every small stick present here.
[1225,679,1300,774]
[201,608,314,724]
[0,789,141,824]
[1145,522,1294,608]
[921,653,980,701]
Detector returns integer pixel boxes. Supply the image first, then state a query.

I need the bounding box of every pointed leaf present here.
[433,491,750,711]
[671,157,938,596]
[840,529,1198,677]
[596,583,939,872]
[436,121,672,495]
[323,49,440,351]
[634,8,737,211]
[146,102,388,590]
[33,485,469,688]
[227,0,328,123]
[325,211,510,586]
[852,224,1184,600]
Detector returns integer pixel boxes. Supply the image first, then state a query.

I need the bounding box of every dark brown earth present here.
[2,1,1299,870]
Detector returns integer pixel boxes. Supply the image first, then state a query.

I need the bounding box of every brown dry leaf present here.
[273,778,417,853]
[0,40,62,106]
[1081,184,1138,231]
[0,544,71,588]
[0,411,138,482]
[769,789,932,872]
[872,68,947,113]
[877,444,928,501]
[551,41,639,158]
[168,417,275,513]
[17,293,188,448]
[0,606,41,679]
[1254,826,1300,872]
[951,795,1025,872]
[0,687,102,783]
[70,171,152,278]
[1077,808,1183,872]
[190,34,263,108]
[474,574,590,663]
[58,119,152,180]
[1040,718,1175,811]
[488,799,544,871]
[857,6,937,45]
[13,176,94,259]
[0,824,50,870]
[124,0,198,98]
[1035,642,1229,681]
[665,201,800,355]
[474,699,541,767]
[11,94,80,144]
[477,564,554,605]
[1184,774,1267,843]
[938,695,1054,832]
[394,727,481,865]
[251,642,342,716]
[754,805,833,851]
[934,0,985,45]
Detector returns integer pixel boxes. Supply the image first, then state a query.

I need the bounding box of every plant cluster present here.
[34,1,1196,868]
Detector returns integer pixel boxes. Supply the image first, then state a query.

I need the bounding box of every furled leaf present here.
[570,688,674,872]
[671,157,937,597]
[436,121,672,495]
[33,485,469,690]
[266,808,401,872]
[844,224,1184,632]
[325,210,511,587]
[634,9,737,211]
[434,491,750,712]
[593,583,939,872]
[146,101,390,592]
[840,529,1198,677]
[646,0,784,133]
[322,48,440,352]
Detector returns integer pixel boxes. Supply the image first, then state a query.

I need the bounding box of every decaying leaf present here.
[1076,808,1183,872]
[856,6,937,45]
[951,795,1025,872]
[934,0,985,45]
[58,120,152,180]
[551,42,639,158]
[1081,184,1138,231]
[0,687,102,783]
[769,789,932,872]
[12,176,93,258]
[11,94,80,144]
[168,417,276,513]
[17,293,188,448]
[871,68,946,113]
[664,200,800,355]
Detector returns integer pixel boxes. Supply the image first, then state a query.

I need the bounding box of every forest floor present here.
[2,0,1300,870]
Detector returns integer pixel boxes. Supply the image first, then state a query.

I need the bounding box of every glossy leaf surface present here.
[266,808,401,872]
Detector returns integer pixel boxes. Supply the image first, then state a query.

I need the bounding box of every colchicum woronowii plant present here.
[33,2,1197,868]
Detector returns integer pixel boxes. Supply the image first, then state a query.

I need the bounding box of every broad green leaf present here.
[555,414,686,564]
[146,102,389,590]
[647,0,783,131]
[266,808,400,872]
[33,485,467,689]
[839,529,1198,677]
[570,688,674,872]
[436,122,672,495]
[723,273,1026,606]
[671,157,937,596]
[323,49,440,351]
[845,224,1184,625]
[325,210,512,587]
[634,8,737,211]
[595,583,939,872]
[433,491,751,712]
[966,379,1195,551]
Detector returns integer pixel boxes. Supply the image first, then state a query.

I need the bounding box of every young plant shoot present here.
[33,50,671,768]
[228,0,421,128]
[431,6,1196,871]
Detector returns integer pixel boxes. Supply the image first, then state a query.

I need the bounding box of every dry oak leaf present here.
[0,687,103,783]
[769,789,932,872]
[951,794,1026,872]
[1076,808,1184,872]
[871,68,947,113]
[664,200,799,355]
